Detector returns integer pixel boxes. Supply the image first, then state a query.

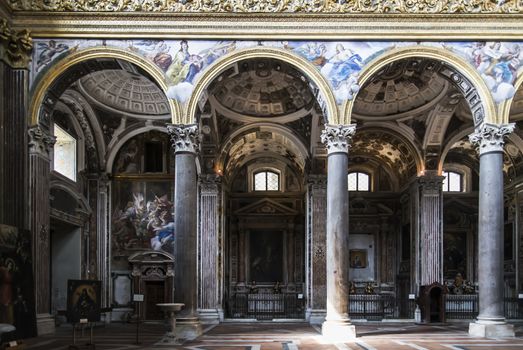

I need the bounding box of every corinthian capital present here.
[320,124,356,154]
[0,19,33,68]
[468,123,515,155]
[167,123,200,154]
[28,125,56,158]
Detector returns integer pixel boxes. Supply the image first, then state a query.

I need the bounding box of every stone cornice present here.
[469,123,515,155]
[0,17,32,68]
[7,0,523,14]
[8,13,523,40]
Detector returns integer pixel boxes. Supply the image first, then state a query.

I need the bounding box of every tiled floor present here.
[20,321,523,350]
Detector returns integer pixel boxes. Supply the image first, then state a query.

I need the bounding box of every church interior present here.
[2,1,523,348]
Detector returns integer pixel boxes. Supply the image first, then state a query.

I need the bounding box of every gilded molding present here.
[167,123,200,154]
[7,0,522,14]
[320,124,356,155]
[28,125,56,158]
[0,18,32,68]
[469,122,515,155]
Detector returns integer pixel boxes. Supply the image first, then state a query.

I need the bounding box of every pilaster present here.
[198,174,223,323]
[305,174,327,324]
[417,172,444,287]
[28,125,56,335]
[468,123,515,338]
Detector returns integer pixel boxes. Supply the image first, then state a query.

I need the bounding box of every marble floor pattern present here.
[22,322,523,350]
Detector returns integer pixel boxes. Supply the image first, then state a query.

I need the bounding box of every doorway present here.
[50,219,82,314]
[144,281,165,320]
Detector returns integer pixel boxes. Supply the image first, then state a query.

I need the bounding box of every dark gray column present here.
[167,123,202,340]
[469,123,515,338]
[198,174,223,323]
[28,125,56,335]
[305,175,327,324]
[320,124,356,341]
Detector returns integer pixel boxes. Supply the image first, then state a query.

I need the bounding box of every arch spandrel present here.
[344,45,497,127]
[182,46,339,125]
[501,74,523,124]
[29,46,181,127]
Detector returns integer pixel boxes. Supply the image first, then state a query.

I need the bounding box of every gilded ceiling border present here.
[7,13,523,40]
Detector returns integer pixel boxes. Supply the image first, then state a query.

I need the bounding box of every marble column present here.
[320,124,356,341]
[167,124,202,340]
[28,125,56,335]
[198,174,223,323]
[305,175,327,324]
[469,123,515,338]
[417,172,444,288]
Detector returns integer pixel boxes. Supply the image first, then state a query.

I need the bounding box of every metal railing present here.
[227,292,305,320]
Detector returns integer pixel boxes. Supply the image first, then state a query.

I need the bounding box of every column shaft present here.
[174,152,198,317]
[477,151,504,321]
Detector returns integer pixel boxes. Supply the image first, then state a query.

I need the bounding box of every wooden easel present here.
[69,319,95,350]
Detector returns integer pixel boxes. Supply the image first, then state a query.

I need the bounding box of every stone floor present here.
[20,321,523,350]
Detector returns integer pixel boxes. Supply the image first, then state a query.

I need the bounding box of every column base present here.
[176,317,203,341]
[322,320,356,342]
[198,308,221,324]
[36,313,55,335]
[469,321,515,338]
[306,308,326,325]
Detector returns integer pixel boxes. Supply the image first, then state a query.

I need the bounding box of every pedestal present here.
[469,321,515,338]
[36,313,55,335]
[176,317,203,341]
[156,303,185,345]
[322,320,356,342]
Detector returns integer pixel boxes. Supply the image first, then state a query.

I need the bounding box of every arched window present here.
[348,172,370,191]
[442,171,463,192]
[254,170,280,191]
[53,124,77,181]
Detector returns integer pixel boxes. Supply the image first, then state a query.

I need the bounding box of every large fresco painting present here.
[0,225,37,340]
[31,39,523,105]
[111,180,174,261]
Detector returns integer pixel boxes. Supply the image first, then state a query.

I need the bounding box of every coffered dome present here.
[78,70,170,119]
[353,59,448,119]
[209,59,315,118]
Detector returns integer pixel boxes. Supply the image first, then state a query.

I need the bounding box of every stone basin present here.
[155,303,185,345]
[156,303,185,312]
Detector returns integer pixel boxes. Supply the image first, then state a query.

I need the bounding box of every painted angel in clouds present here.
[36,40,71,72]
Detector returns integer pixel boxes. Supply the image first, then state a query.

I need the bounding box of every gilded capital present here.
[0,18,33,69]
[167,123,200,154]
[320,124,356,154]
[468,123,515,155]
[28,125,56,158]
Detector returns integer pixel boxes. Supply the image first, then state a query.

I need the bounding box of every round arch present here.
[183,47,339,125]
[499,73,523,124]
[29,46,181,126]
[215,122,310,174]
[343,45,497,126]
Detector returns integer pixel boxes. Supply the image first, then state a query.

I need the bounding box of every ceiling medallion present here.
[7,0,522,14]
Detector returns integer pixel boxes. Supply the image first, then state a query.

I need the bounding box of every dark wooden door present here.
[145,281,165,320]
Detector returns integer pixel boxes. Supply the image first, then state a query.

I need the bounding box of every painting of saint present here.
[0,225,37,340]
[249,231,283,283]
[349,250,367,269]
[66,280,101,323]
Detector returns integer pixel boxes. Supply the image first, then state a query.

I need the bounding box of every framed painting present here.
[349,249,368,269]
[66,280,101,323]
